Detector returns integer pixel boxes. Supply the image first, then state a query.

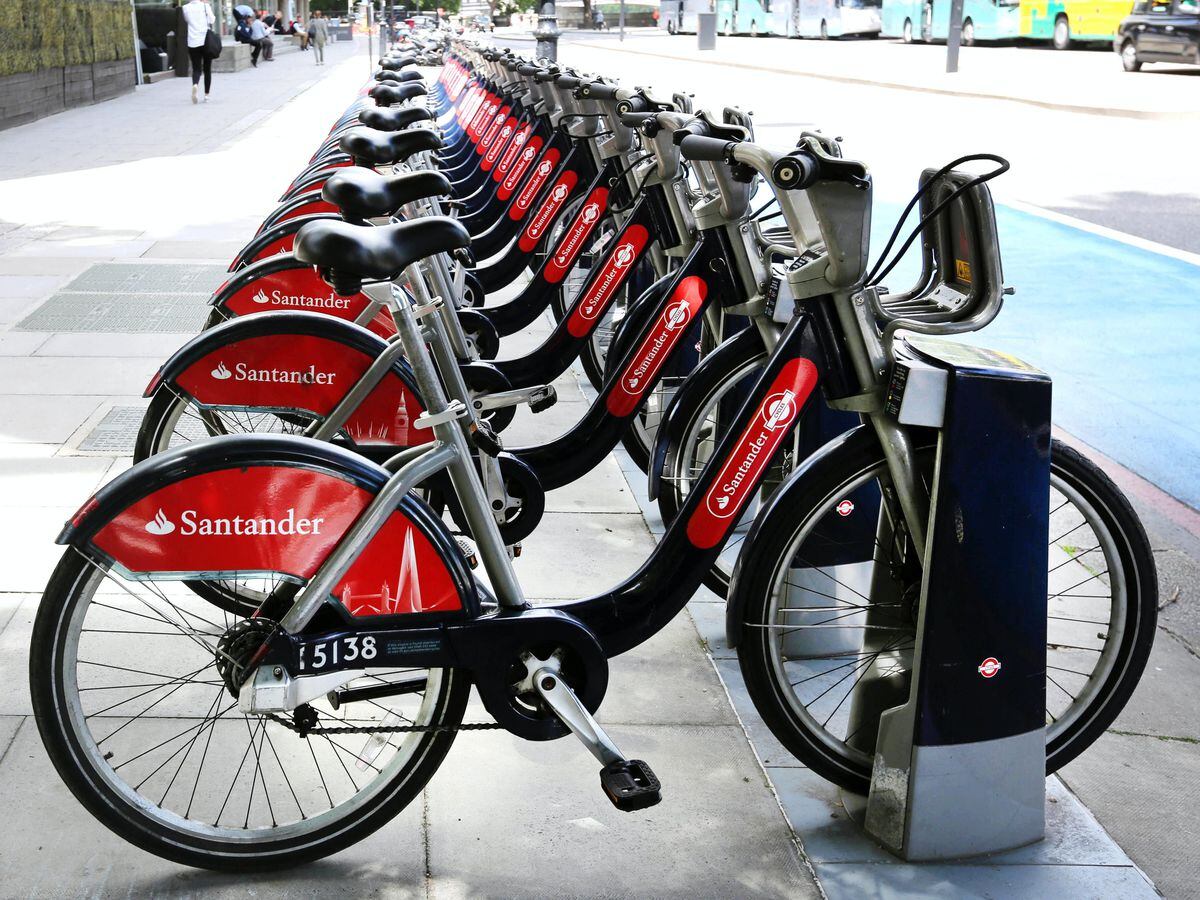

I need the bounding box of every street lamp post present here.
[534,0,559,61]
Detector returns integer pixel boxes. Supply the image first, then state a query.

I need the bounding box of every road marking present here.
[1004,200,1200,268]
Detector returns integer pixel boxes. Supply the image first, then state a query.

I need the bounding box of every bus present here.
[714,0,778,33]
[1021,0,1135,47]
[659,0,712,32]
[770,0,882,36]
[881,0,1020,42]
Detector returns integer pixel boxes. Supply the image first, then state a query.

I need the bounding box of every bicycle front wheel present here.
[734,438,1157,794]
[30,548,469,871]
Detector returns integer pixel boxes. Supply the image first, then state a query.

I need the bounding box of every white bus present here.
[770,0,882,37]
[660,0,716,33]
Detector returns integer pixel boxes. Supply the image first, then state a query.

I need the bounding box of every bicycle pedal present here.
[455,538,478,569]
[529,386,557,414]
[469,422,503,457]
[599,759,661,812]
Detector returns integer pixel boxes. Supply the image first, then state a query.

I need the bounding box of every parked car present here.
[1115,0,1200,70]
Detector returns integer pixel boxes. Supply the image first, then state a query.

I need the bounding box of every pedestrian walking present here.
[249,13,274,65]
[310,9,330,66]
[183,0,216,103]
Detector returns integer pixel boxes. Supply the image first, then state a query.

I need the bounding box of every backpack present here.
[235,21,252,43]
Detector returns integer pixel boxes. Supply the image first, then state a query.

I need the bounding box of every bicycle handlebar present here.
[678,135,733,162]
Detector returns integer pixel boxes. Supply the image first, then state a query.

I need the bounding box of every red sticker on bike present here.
[503,142,554,205]
[685,358,819,549]
[478,106,511,154]
[516,171,579,249]
[541,187,610,284]
[244,232,299,265]
[92,467,462,617]
[567,224,650,339]
[606,276,707,417]
[482,117,516,170]
[494,125,531,180]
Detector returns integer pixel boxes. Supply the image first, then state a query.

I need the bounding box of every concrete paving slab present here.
[1061,730,1200,899]
[0,332,50,356]
[503,400,596,447]
[6,238,157,259]
[712,657,803,770]
[1154,548,1200,652]
[0,296,47,326]
[33,332,197,359]
[0,395,103,443]
[0,275,67,299]
[542,455,641,515]
[0,725,430,898]
[816,860,1156,899]
[0,455,112,508]
[0,357,159,396]
[0,715,24,762]
[141,240,246,260]
[0,595,35,715]
[597,611,738,727]
[511,511,654,600]
[426,725,819,899]
[0,257,94,277]
[0,508,76,596]
[1111,629,1200,739]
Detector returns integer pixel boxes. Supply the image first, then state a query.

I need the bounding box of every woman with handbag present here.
[183,0,218,104]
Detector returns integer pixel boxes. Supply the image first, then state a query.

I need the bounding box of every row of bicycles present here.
[29,36,1157,870]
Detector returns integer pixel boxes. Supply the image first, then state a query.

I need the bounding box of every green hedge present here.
[0,0,134,78]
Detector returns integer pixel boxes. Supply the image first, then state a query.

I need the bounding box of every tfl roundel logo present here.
[761,391,799,432]
[978,657,1002,678]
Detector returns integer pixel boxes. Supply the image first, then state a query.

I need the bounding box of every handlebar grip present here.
[578,82,620,101]
[671,119,708,145]
[679,135,733,162]
[771,153,820,191]
[615,95,648,116]
[619,111,656,129]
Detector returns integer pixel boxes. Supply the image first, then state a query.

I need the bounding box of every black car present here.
[1115,0,1200,71]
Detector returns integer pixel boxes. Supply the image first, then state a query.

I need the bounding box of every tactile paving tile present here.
[15,262,225,333]
[77,405,208,453]
[61,262,227,294]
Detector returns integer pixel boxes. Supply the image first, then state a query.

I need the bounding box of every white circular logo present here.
[664,298,692,332]
[613,242,636,269]
[978,657,1002,678]
[761,391,798,432]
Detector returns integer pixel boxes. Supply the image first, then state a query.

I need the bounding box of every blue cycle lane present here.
[870,202,1200,510]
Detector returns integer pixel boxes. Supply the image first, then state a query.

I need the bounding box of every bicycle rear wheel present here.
[734,438,1157,794]
[30,548,469,871]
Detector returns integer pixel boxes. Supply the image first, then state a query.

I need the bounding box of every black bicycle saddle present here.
[375,69,424,84]
[370,81,427,107]
[359,105,433,131]
[295,217,471,290]
[322,169,452,221]
[380,55,417,71]
[339,126,442,166]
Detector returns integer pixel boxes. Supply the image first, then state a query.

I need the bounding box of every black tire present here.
[1053,14,1071,50]
[29,549,470,871]
[1121,41,1142,71]
[819,20,828,39]
[961,18,975,45]
[902,18,914,43]
[734,437,1158,794]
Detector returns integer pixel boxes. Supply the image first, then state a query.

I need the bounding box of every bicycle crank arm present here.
[472,384,557,414]
[533,665,663,812]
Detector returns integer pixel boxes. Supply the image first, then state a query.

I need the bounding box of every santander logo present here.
[623,299,692,391]
[245,288,352,310]
[143,507,326,537]
[145,509,176,535]
[209,361,337,385]
[553,202,601,268]
[705,388,801,520]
